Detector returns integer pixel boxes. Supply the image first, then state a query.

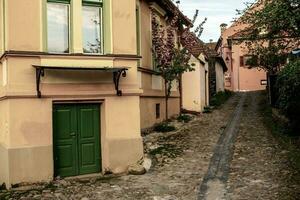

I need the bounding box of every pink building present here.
[216,23,267,92]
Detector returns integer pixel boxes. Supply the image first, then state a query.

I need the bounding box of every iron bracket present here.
[35,67,45,98]
[113,69,127,96]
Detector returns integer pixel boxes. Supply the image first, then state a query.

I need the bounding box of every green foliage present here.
[210,90,233,107]
[177,114,192,123]
[237,0,300,73]
[260,91,300,173]
[276,59,300,132]
[203,106,212,113]
[153,122,176,133]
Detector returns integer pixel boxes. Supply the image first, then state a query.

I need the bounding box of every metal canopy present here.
[32,65,129,98]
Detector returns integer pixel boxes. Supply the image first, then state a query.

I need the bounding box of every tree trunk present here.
[178,75,183,115]
[164,80,169,120]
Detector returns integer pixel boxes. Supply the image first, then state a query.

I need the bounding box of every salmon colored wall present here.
[215,62,225,92]
[220,23,266,91]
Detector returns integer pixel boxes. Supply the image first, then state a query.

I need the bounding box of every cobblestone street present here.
[1,92,299,200]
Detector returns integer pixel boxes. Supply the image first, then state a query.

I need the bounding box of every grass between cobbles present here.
[260,92,300,174]
[210,90,233,108]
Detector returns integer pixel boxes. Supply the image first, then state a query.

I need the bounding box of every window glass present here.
[47,3,69,53]
[82,6,101,53]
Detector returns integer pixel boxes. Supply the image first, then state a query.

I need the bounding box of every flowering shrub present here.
[151,10,196,119]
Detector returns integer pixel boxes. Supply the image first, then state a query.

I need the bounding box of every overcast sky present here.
[179,0,253,43]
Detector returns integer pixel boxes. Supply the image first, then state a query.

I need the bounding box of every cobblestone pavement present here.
[0,94,239,200]
[226,92,300,200]
[1,92,299,200]
[198,93,247,200]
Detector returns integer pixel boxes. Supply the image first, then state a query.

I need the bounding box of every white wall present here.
[182,55,201,112]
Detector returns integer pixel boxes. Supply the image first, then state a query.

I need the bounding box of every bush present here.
[210,90,233,107]
[276,59,300,133]
[153,122,176,133]
[203,106,212,113]
[177,114,192,123]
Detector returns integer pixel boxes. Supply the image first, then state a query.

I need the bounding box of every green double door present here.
[53,104,101,177]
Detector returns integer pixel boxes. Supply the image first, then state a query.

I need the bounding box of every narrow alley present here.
[1,92,299,200]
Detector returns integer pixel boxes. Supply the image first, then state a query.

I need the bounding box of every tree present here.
[151,9,202,120]
[236,0,300,74]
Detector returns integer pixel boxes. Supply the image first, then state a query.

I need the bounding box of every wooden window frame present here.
[82,0,104,54]
[47,0,71,53]
[155,103,161,119]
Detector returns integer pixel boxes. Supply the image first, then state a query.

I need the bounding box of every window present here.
[47,0,70,53]
[240,56,245,66]
[240,55,258,67]
[156,104,160,119]
[82,0,102,54]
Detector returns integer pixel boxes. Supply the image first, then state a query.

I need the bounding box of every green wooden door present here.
[53,104,101,177]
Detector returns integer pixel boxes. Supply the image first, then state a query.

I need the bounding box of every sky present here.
[179,0,253,43]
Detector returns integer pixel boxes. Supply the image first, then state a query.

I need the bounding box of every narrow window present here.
[156,103,160,119]
[240,56,244,67]
[82,0,102,54]
[47,0,70,53]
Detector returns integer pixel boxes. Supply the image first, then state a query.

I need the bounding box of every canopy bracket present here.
[33,65,128,98]
[35,67,45,98]
[113,69,127,96]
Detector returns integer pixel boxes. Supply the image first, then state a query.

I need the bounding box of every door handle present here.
[70,132,76,136]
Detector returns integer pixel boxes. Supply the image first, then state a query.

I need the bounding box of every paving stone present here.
[4,93,298,200]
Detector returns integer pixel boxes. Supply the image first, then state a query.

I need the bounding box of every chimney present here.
[220,23,228,34]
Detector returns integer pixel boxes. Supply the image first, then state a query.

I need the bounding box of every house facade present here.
[217,23,267,92]
[136,0,190,129]
[206,43,227,98]
[182,53,209,113]
[0,0,144,188]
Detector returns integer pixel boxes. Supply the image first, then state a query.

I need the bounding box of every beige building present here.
[0,0,144,188]
[216,23,266,91]
[136,0,191,129]
[182,53,209,113]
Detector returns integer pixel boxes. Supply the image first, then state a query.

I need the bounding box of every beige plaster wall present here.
[0,0,4,54]
[215,62,225,92]
[5,0,42,51]
[0,0,143,188]
[4,56,140,97]
[182,56,201,112]
[200,62,208,110]
[112,0,136,54]
[139,0,152,68]
[0,100,9,147]
[0,95,143,187]
[0,144,9,187]
[0,61,3,87]
[102,96,143,173]
[140,97,180,129]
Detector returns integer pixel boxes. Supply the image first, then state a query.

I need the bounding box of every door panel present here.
[53,105,78,177]
[78,105,101,175]
[53,104,101,177]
